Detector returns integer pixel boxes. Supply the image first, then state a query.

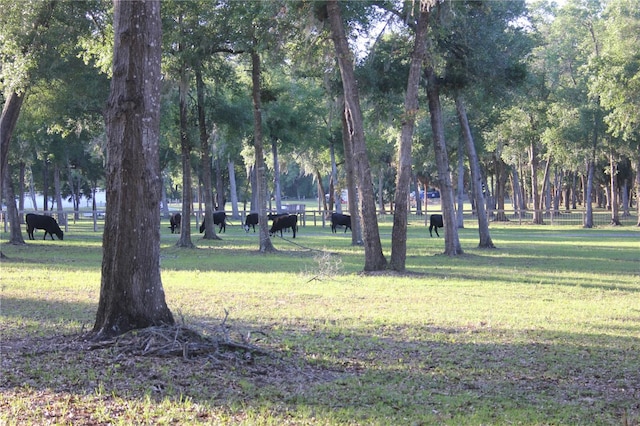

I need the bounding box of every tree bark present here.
[94,0,173,340]
[455,96,494,248]
[390,5,428,271]
[251,49,275,253]
[326,0,386,271]
[425,66,463,255]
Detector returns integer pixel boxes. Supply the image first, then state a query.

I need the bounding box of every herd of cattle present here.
[22,212,444,241]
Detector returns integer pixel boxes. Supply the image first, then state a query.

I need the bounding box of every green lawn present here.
[1,218,639,425]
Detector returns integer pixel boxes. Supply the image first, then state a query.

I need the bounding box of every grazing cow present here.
[244,213,258,232]
[330,213,351,233]
[199,211,226,233]
[269,214,297,238]
[429,214,443,237]
[169,213,181,234]
[268,212,288,221]
[25,213,64,240]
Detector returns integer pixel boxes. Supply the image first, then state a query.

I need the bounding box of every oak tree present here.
[93,0,174,340]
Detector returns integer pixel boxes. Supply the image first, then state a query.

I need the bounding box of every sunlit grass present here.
[1,218,639,424]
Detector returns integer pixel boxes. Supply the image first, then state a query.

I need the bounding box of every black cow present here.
[269,214,297,238]
[244,213,258,232]
[268,212,290,233]
[25,213,64,240]
[268,212,288,221]
[199,211,226,233]
[331,213,351,233]
[169,213,181,234]
[429,214,443,237]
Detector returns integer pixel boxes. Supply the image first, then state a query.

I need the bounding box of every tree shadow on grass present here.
[2,297,639,424]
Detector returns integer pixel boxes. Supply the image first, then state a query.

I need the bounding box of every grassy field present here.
[1,217,639,425]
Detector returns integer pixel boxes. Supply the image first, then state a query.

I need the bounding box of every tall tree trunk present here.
[94,0,173,340]
[18,162,25,219]
[327,164,335,212]
[455,96,494,248]
[584,159,595,228]
[249,164,257,211]
[53,164,65,225]
[634,154,640,227]
[2,165,25,245]
[177,66,195,247]
[552,167,562,217]
[161,175,170,218]
[415,173,422,216]
[572,171,578,210]
[251,49,275,253]
[609,149,621,225]
[377,169,385,214]
[518,159,528,211]
[494,158,509,222]
[327,0,386,271]
[341,102,362,245]
[456,138,465,228]
[315,170,329,213]
[539,158,551,222]
[425,66,462,255]
[196,66,219,240]
[272,138,282,212]
[43,160,49,211]
[1,92,27,247]
[29,168,38,211]
[228,158,239,219]
[529,141,543,224]
[390,4,428,271]
[330,140,341,214]
[509,168,518,216]
[215,155,224,211]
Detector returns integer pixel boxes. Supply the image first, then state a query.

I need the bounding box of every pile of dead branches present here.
[88,315,270,362]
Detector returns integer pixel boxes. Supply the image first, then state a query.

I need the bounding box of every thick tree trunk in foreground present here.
[94,0,173,340]
[390,5,429,271]
[455,96,494,249]
[327,0,386,271]
[425,66,462,255]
